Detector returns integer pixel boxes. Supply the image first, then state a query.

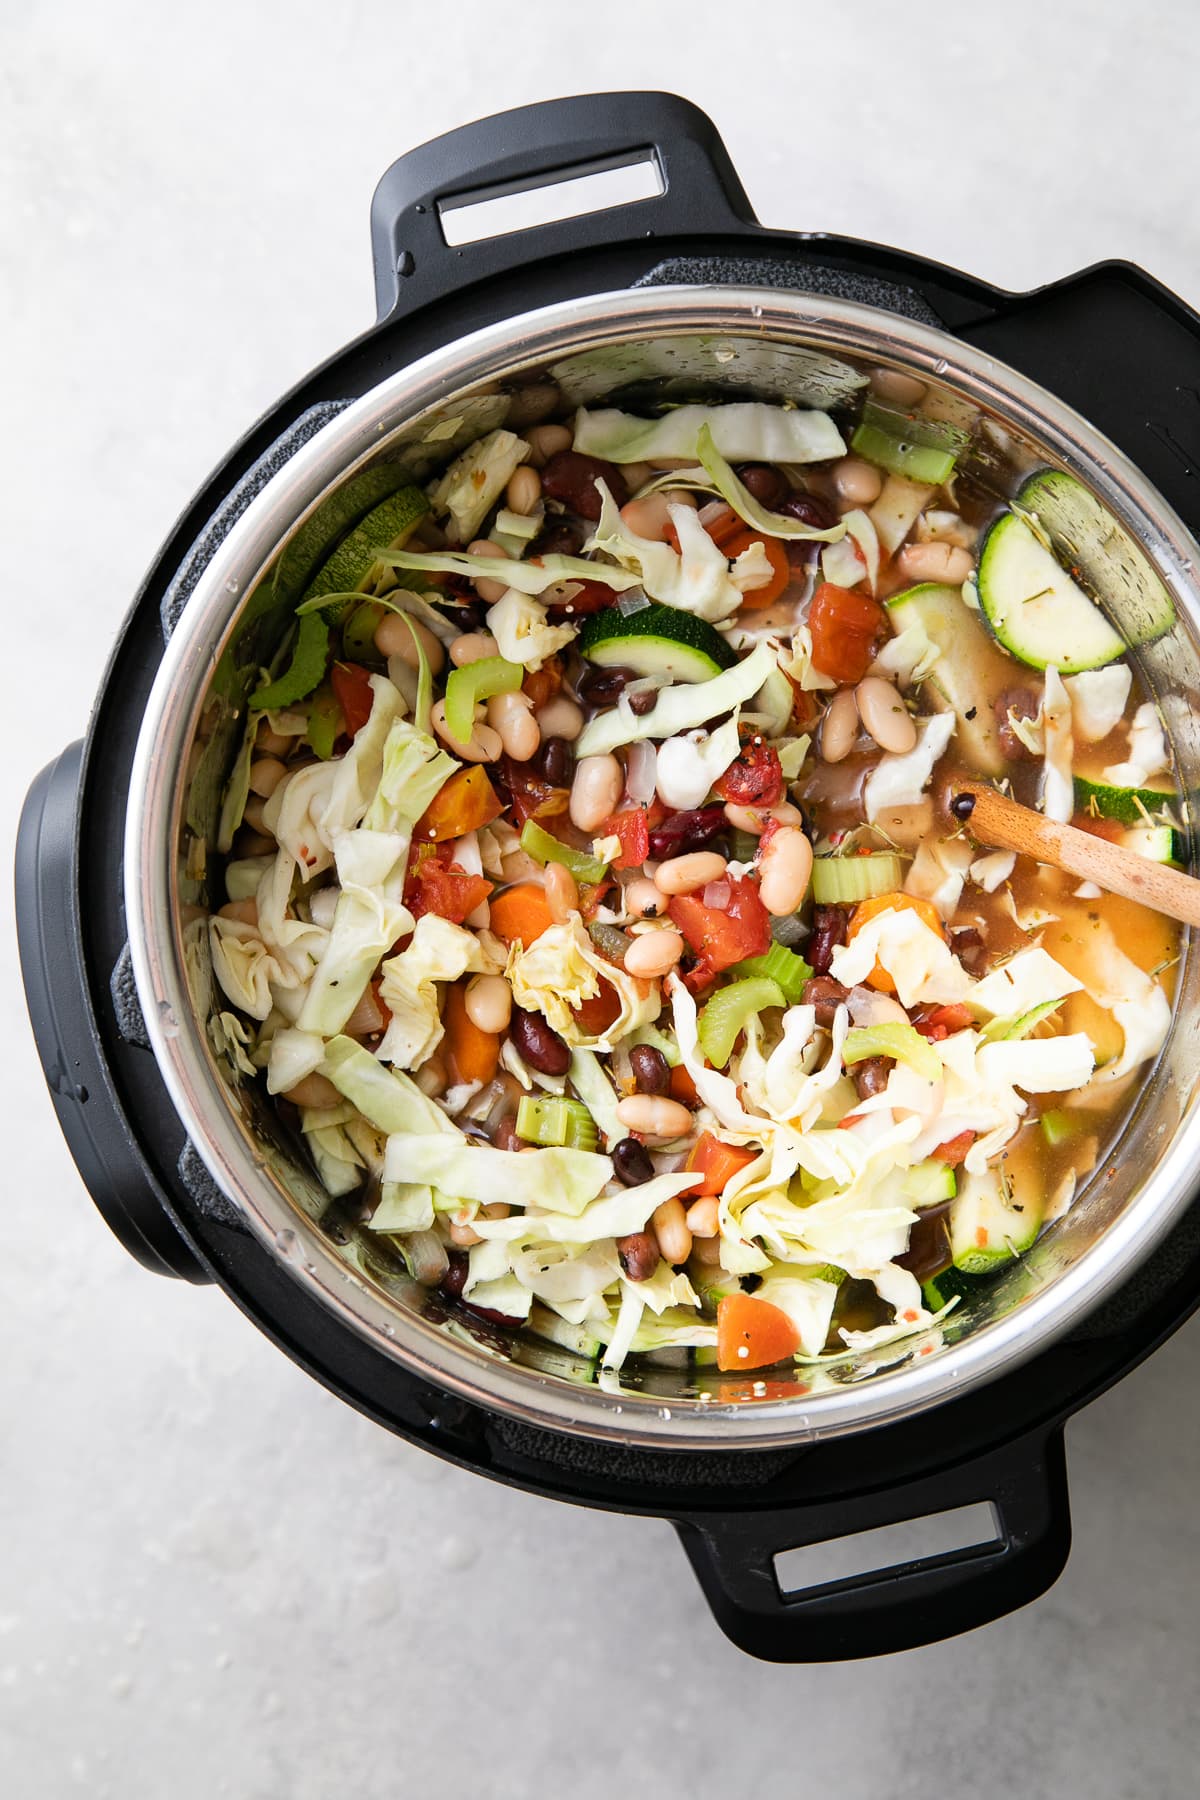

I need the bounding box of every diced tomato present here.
[572,978,623,1036]
[415,765,503,844]
[601,808,650,870]
[913,1002,975,1040]
[686,1131,760,1196]
[933,1130,976,1167]
[405,845,492,925]
[330,661,375,738]
[717,1292,801,1372]
[669,1062,700,1107]
[808,582,887,684]
[721,529,791,608]
[501,755,570,825]
[544,578,620,619]
[669,876,772,991]
[713,731,784,808]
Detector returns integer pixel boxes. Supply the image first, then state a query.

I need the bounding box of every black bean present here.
[993,687,1040,762]
[801,974,850,1027]
[627,687,659,716]
[779,492,836,530]
[612,1136,655,1186]
[852,1055,894,1100]
[537,736,573,785]
[529,516,587,559]
[577,663,637,708]
[617,1231,661,1281]
[630,1045,670,1095]
[509,1009,571,1077]
[439,1252,469,1300]
[951,792,976,821]
[807,903,851,975]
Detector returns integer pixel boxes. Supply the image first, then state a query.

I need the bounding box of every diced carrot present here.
[442,981,500,1085]
[686,1130,759,1196]
[415,766,503,843]
[669,1062,700,1107]
[933,1130,976,1167]
[489,883,555,947]
[716,1292,801,1372]
[845,892,946,994]
[721,530,791,608]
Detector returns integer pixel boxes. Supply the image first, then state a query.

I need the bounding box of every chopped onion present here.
[402,1229,449,1288]
[453,830,483,875]
[702,879,732,910]
[625,738,658,805]
[617,588,651,617]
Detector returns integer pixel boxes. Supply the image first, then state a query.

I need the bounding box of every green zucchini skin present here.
[1017,468,1176,647]
[577,602,737,682]
[976,511,1126,673]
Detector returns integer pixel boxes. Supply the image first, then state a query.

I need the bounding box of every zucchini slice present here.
[949,1167,1045,1275]
[1017,468,1176,647]
[976,511,1126,672]
[1119,824,1186,865]
[1071,773,1180,826]
[884,582,1016,777]
[577,602,737,682]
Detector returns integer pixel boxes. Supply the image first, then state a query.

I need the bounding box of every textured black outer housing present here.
[16,91,1200,1661]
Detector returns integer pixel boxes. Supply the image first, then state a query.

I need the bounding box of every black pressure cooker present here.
[17,93,1200,1661]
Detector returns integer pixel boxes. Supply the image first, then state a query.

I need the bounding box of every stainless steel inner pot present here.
[125,286,1200,1450]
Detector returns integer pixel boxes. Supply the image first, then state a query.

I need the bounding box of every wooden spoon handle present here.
[941,777,1200,928]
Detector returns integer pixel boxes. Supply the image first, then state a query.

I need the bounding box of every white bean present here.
[467,538,511,605]
[218,898,259,926]
[685,1196,720,1238]
[430,698,502,763]
[615,1095,694,1142]
[623,929,685,979]
[831,456,883,507]
[820,688,860,763]
[654,852,728,897]
[450,631,500,667]
[870,367,927,407]
[535,694,584,741]
[283,1072,341,1109]
[505,383,561,429]
[374,611,446,673]
[506,466,543,515]
[487,689,540,761]
[620,493,675,540]
[256,723,292,757]
[652,1195,693,1263]
[248,756,288,799]
[894,540,973,586]
[465,974,512,1034]
[723,800,805,836]
[544,860,579,923]
[758,826,814,916]
[569,754,623,833]
[525,422,572,467]
[625,877,666,919]
[854,675,917,754]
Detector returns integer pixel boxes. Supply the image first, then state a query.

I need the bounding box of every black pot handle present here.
[674,1424,1070,1661]
[370,91,755,322]
[16,742,209,1283]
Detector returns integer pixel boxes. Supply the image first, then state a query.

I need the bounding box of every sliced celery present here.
[1040,1109,1078,1148]
[515,1095,599,1152]
[978,998,1064,1045]
[697,978,785,1068]
[842,1022,941,1083]
[730,941,813,1005]
[810,852,907,904]
[519,818,610,884]
[443,655,523,742]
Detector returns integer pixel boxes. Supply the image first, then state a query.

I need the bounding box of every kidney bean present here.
[852,1055,894,1100]
[630,1044,671,1095]
[529,516,587,559]
[895,1206,952,1281]
[779,492,836,530]
[492,1114,524,1153]
[577,663,637,708]
[736,462,788,508]
[626,687,659,717]
[994,687,1041,762]
[537,736,574,786]
[509,1009,571,1076]
[617,1231,661,1281]
[612,1136,655,1186]
[541,450,628,521]
[647,805,727,860]
[808,903,851,975]
[951,926,987,974]
[439,1252,469,1300]
[800,974,850,1027]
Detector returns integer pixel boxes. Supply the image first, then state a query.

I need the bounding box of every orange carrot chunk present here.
[442,981,500,1085]
[686,1130,759,1196]
[489,883,555,947]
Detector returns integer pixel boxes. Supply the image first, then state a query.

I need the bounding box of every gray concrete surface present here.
[3,3,1200,1794]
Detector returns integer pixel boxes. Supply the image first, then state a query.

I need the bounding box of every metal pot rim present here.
[125,283,1200,1451]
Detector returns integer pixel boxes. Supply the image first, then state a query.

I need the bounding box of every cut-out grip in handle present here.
[370,91,755,321]
[674,1425,1071,1662]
